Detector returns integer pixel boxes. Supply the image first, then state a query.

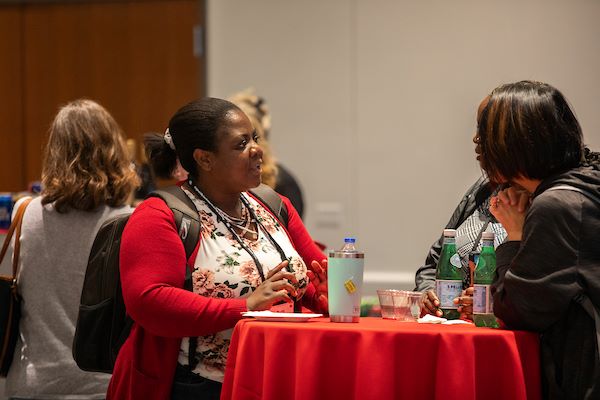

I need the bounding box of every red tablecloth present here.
[221,317,540,400]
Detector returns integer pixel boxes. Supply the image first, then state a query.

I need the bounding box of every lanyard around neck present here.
[186,180,289,282]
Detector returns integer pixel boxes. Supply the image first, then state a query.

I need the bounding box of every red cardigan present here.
[107,194,326,400]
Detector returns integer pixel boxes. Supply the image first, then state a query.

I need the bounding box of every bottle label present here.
[436,280,462,309]
[450,254,462,269]
[473,284,493,313]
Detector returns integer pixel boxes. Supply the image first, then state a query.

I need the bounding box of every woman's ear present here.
[193,148,213,171]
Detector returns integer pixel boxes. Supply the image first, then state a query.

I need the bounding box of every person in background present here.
[108,97,328,400]
[228,88,305,218]
[141,132,189,185]
[477,81,600,399]
[1,99,139,399]
[127,137,156,201]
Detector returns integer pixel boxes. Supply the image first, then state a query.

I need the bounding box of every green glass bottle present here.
[435,229,462,320]
[473,232,499,328]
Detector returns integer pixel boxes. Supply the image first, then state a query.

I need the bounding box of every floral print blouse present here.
[178,187,309,382]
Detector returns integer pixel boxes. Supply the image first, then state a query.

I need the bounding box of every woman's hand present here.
[246,261,298,311]
[490,186,530,241]
[421,289,443,317]
[422,289,443,317]
[307,259,328,312]
[453,287,474,320]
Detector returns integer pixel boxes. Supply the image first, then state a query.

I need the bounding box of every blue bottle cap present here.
[344,237,356,243]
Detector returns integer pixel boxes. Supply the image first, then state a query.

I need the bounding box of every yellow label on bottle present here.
[344,279,357,294]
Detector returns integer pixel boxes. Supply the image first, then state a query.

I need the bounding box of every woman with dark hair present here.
[107,97,328,400]
[2,99,139,399]
[475,81,600,399]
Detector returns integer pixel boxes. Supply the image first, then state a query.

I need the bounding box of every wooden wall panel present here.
[0,6,24,192]
[22,0,202,185]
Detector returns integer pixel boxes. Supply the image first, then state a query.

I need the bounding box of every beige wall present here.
[207,0,600,293]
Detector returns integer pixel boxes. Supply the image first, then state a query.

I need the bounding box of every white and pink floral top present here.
[178,187,308,382]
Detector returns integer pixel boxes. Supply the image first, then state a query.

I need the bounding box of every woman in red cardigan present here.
[107,98,328,400]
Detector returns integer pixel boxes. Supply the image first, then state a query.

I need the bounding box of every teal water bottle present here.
[435,229,462,320]
[328,237,364,323]
[473,232,499,328]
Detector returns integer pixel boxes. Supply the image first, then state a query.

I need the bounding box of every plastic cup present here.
[392,291,424,322]
[377,289,399,319]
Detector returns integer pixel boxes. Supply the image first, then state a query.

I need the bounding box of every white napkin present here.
[417,314,447,324]
[417,314,473,325]
[441,319,473,325]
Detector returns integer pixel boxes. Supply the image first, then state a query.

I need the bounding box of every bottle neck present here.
[481,239,494,249]
[442,236,456,245]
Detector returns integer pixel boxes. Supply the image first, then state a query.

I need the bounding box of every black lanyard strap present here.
[239,194,289,263]
[240,193,302,312]
[470,218,491,254]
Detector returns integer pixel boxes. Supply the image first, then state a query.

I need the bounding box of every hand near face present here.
[307,259,329,313]
[246,261,298,311]
[489,186,530,241]
[454,286,474,320]
[422,289,443,317]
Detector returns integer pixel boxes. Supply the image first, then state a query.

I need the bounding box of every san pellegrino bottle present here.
[435,229,463,319]
[473,232,499,328]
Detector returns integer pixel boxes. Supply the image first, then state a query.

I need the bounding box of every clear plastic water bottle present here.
[341,237,357,252]
[473,232,499,328]
[328,237,365,323]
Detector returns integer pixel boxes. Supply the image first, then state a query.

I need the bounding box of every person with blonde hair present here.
[2,99,139,399]
[228,89,305,218]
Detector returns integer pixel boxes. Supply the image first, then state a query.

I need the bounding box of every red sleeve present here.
[280,196,328,313]
[119,197,247,338]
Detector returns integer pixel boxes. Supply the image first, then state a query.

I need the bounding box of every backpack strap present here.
[147,186,201,370]
[148,186,201,260]
[546,184,600,204]
[249,184,289,229]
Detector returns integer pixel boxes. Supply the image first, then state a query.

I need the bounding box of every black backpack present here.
[73,184,288,373]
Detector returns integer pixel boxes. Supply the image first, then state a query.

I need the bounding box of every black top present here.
[492,166,600,399]
[274,163,304,219]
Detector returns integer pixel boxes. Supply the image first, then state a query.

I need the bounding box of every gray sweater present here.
[1,197,132,400]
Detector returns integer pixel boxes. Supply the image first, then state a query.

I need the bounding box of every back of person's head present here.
[477,80,584,183]
[41,99,139,213]
[228,88,277,187]
[145,97,242,181]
